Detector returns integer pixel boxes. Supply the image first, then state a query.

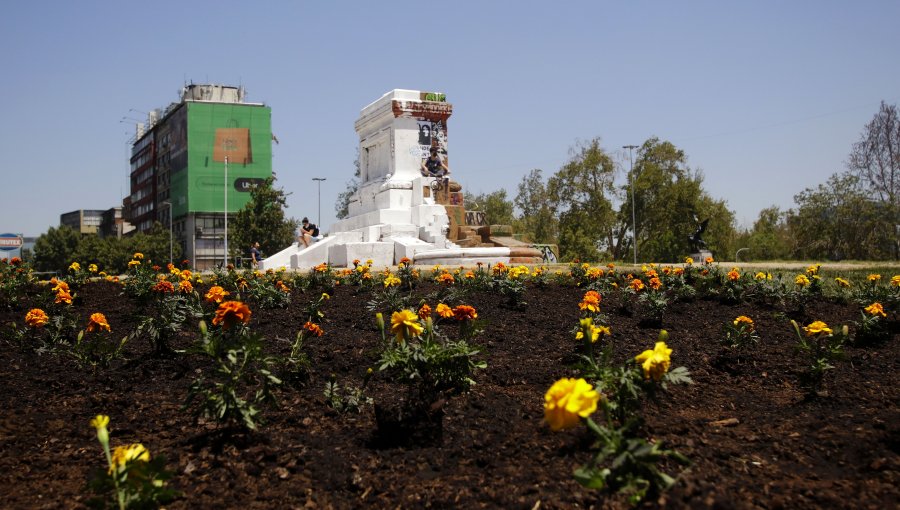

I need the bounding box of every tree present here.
[335,149,360,220]
[786,172,890,260]
[514,169,558,244]
[617,138,736,262]
[230,177,299,260]
[464,189,515,226]
[847,101,900,258]
[33,226,82,273]
[742,206,791,260]
[547,139,618,262]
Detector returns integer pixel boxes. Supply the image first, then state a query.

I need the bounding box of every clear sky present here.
[1,1,898,237]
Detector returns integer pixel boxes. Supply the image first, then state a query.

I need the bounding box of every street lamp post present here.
[623,145,639,265]
[312,177,326,228]
[161,201,173,264]
[224,156,229,267]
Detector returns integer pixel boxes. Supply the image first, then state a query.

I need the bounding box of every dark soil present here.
[0,280,898,509]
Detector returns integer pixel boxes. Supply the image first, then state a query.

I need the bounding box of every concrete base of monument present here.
[689,250,714,262]
[412,246,544,266]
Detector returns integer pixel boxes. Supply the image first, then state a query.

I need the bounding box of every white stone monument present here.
[261,89,539,270]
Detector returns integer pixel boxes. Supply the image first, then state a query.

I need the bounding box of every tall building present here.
[126,84,273,269]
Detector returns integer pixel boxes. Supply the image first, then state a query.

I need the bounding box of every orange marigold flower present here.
[314,263,329,273]
[398,257,412,266]
[727,269,740,281]
[492,262,508,275]
[55,290,73,304]
[205,286,229,303]
[733,315,754,331]
[50,278,70,293]
[435,303,454,319]
[579,290,601,313]
[86,313,111,333]
[630,278,645,292]
[648,277,662,290]
[25,308,49,328]
[865,302,887,318]
[704,257,714,264]
[153,280,175,293]
[452,304,478,321]
[436,272,455,285]
[178,280,194,293]
[303,321,324,337]
[418,303,432,320]
[276,280,291,293]
[212,301,252,329]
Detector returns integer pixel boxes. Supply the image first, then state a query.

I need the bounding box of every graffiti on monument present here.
[465,211,487,226]
[530,244,559,263]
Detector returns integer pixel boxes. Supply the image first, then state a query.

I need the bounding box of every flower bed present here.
[0,258,898,508]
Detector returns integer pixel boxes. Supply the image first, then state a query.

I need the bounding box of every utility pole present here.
[623,145,639,265]
[312,177,326,228]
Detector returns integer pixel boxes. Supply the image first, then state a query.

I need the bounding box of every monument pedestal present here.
[689,250,713,262]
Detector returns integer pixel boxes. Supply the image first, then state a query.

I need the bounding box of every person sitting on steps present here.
[421,147,450,193]
[298,217,320,248]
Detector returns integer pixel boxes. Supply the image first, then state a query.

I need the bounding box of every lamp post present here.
[161,201,173,264]
[312,177,326,228]
[623,145,639,265]
[224,156,229,267]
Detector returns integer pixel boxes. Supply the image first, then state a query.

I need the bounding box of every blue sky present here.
[1,1,898,237]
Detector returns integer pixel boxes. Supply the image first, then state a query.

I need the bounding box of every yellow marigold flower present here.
[178,280,194,293]
[153,280,175,293]
[803,320,832,337]
[452,304,478,321]
[212,301,252,330]
[25,308,49,328]
[868,274,881,283]
[464,270,476,279]
[579,290,602,313]
[384,275,401,287]
[865,302,887,318]
[86,313,111,333]
[51,278,69,293]
[575,317,610,343]
[365,259,373,266]
[390,309,423,342]
[133,252,144,260]
[673,267,684,276]
[237,277,249,290]
[634,341,672,381]
[99,271,107,277]
[834,277,851,288]
[508,266,529,279]
[889,275,900,286]
[755,272,771,280]
[110,443,150,474]
[684,257,694,265]
[733,316,754,332]
[543,378,600,431]
[492,262,508,275]
[727,269,740,281]
[630,278,645,292]
[128,260,141,268]
[795,274,810,287]
[436,303,454,319]
[586,267,603,280]
[87,264,98,273]
[205,286,229,303]
[68,262,81,272]
[180,269,193,281]
[55,290,73,305]
[89,414,109,430]
[417,303,432,319]
[806,264,821,276]
[303,321,324,337]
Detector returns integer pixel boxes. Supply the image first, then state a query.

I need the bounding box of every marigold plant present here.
[543,377,600,431]
[86,313,111,333]
[25,308,49,328]
[211,301,252,330]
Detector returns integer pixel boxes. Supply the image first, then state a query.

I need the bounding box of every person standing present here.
[250,242,263,268]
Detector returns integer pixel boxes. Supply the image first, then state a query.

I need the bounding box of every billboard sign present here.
[0,233,23,251]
